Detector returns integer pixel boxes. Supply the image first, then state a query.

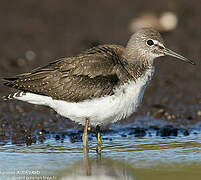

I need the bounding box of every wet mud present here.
[0,0,201,144]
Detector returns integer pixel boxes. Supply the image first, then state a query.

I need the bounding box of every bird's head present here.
[125,28,195,65]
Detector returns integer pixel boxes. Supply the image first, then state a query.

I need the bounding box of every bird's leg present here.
[96,125,102,154]
[82,118,89,149]
[83,144,91,176]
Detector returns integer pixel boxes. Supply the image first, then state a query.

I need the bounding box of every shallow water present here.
[1,122,201,180]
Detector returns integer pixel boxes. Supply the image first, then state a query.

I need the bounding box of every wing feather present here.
[3,45,126,102]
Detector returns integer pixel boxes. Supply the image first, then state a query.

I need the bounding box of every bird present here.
[3,28,195,151]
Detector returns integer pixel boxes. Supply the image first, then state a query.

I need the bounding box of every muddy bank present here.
[0,0,200,144]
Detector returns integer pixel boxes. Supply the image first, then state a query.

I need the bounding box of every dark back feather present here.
[3,44,151,102]
[3,45,125,102]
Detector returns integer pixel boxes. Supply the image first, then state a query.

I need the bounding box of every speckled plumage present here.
[3,28,194,126]
[4,44,152,102]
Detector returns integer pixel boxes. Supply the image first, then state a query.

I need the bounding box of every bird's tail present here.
[2,91,26,101]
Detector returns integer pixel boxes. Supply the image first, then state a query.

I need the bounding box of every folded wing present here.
[4,45,127,102]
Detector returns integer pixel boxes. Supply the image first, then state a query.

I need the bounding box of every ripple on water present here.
[1,126,201,179]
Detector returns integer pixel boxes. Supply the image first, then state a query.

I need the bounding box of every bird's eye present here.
[146,39,154,46]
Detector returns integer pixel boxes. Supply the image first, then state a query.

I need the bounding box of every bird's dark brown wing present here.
[4,45,127,102]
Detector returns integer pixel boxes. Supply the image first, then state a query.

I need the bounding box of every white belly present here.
[13,68,154,126]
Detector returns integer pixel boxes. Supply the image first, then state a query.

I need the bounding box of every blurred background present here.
[0,0,201,130]
[0,1,201,179]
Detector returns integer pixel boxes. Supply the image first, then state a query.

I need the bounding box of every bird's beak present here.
[162,48,196,65]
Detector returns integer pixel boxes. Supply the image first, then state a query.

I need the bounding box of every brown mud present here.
[0,0,201,145]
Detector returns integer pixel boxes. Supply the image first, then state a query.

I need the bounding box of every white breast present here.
[13,68,154,126]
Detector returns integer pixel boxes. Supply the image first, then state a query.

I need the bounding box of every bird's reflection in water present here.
[60,149,136,180]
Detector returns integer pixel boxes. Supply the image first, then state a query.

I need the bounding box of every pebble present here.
[55,135,60,140]
[156,126,178,137]
[70,133,82,143]
[183,129,190,136]
[25,135,33,146]
[153,109,165,119]
[134,127,146,137]
[38,135,46,143]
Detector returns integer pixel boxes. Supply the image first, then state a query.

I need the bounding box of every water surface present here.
[1,122,201,180]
